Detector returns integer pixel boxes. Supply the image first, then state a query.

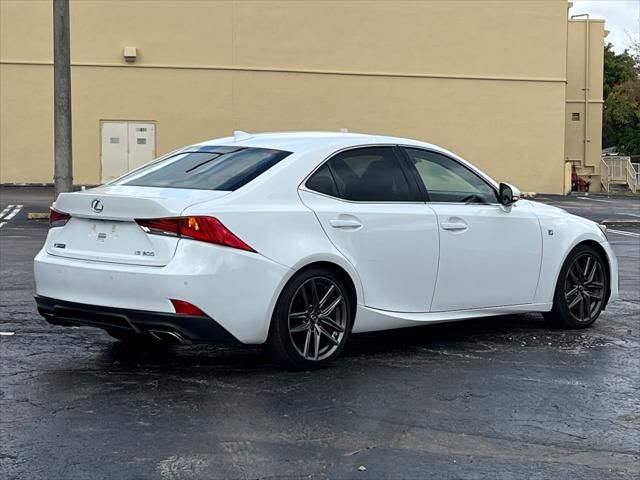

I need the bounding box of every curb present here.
[569,192,640,198]
[601,219,640,227]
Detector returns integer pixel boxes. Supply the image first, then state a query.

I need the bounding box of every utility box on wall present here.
[100,121,156,183]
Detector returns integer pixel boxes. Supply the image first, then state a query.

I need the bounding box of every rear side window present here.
[308,147,411,202]
[114,147,291,191]
[305,164,339,197]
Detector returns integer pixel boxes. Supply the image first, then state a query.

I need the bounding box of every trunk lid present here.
[47,185,229,266]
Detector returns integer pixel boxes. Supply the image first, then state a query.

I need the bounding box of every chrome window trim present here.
[299,187,503,207]
[298,187,427,205]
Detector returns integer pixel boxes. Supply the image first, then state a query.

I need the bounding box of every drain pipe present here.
[571,14,591,174]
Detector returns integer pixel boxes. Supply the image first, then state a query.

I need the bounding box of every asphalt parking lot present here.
[1,187,639,479]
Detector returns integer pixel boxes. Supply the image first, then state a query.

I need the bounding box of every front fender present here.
[533,207,614,304]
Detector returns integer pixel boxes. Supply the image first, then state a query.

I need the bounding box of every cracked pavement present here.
[1,187,639,479]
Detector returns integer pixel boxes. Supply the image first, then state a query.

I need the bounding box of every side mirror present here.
[499,183,520,206]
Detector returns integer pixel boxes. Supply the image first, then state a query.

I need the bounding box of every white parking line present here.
[575,197,616,203]
[0,332,15,336]
[608,229,640,238]
[0,205,15,219]
[0,222,6,229]
[4,205,23,221]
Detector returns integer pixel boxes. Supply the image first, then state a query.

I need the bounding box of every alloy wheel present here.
[288,276,347,361]
[563,252,605,323]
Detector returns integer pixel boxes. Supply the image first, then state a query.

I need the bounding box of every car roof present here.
[191,131,439,153]
[184,131,498,192]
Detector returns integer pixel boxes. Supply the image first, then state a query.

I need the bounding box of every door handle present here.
[441,220,468,231]
[329,219,362,229]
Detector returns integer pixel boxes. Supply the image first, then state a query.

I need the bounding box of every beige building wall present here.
[1,0,583,194]
[565,19,605,191]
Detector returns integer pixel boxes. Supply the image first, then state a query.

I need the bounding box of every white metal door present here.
[101,121,156,183]
[100,122,128,183]
[127,123,156,171]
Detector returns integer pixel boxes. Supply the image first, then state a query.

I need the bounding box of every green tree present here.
[603,79,640,155]
[603,43,637,100]
[632,37,640,74]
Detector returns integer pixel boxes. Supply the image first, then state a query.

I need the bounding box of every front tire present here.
[544,244,609,329]
[267,268,353,369]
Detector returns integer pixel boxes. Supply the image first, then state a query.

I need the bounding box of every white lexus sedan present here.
[35,132,618,368]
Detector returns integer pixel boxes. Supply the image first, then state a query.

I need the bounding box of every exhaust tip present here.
[148,329,191,346]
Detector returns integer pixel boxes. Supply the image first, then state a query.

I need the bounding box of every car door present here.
[298,146,439,313]
[401,147,542,312]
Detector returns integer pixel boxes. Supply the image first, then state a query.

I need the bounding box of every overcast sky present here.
[570,0,640,53]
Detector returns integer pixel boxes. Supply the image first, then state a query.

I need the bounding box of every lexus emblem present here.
[90,199,104,213]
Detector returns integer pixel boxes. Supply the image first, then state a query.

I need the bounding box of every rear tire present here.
[267,268,353,369]
[544,244,609,329]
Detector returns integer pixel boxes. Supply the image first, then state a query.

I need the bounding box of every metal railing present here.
[601,156,638,193]
[628,162,639,193]
[600,158,610,192]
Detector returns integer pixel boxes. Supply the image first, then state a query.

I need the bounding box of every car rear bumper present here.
[34,238,293,344]
[35,295,238,345]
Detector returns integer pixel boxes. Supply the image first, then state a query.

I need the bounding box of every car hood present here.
[527,199,567,215]
[528,199,602,231]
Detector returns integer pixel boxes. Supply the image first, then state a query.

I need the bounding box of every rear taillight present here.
[49,207,71,227]
[135,216,255,252]
[135,217,181,237]
[180,216,255,251]
[170,299,207,317]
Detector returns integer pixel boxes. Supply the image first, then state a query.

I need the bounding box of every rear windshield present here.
[113,146,292,191]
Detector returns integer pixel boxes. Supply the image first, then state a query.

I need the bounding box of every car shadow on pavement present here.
[84,313,591,372]
[346,313,552,355]
[96,340,273,371]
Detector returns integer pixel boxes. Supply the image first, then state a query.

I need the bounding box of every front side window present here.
[309,147,411,202]
[113,147,291,191]
[404,148,498,204]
